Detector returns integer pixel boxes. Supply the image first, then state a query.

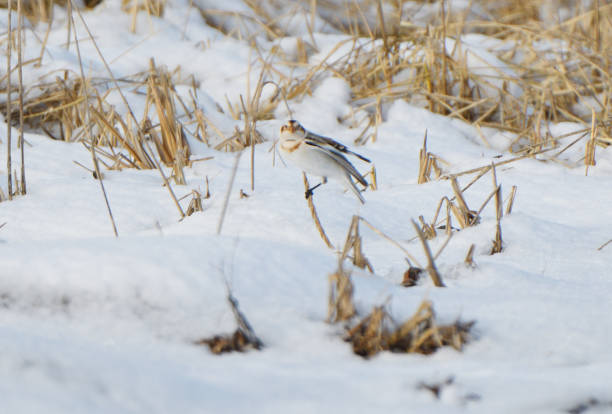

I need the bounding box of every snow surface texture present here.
[1,1,612,413]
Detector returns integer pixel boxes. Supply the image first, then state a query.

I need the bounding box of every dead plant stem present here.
[6,0,13,199]
[17,0,26,194]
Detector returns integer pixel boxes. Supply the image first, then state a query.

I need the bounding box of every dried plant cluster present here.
[0,0,102,24]
[328,266,474,358]
[195,0,609,158]
[298,1,610,153]
[194,293,263,354]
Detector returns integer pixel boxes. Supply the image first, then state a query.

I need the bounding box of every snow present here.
[1,1,612,413]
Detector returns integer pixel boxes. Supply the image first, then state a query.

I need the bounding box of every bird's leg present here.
[305,177,327,199]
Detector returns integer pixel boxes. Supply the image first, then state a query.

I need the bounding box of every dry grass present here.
[417,130,444,184]
[419,160,516,250]
[1,64,205,173]
[340,215,373,273]
[2,73,97,141]
[6,0,608,179]
[0,0,103,25]
[345,299,474,358]
[121,0,165,32]
[194,292,263,354]
[183,189,203,216]
[252,0,612,161]
[327,265,356,323]
[326,259,473,358]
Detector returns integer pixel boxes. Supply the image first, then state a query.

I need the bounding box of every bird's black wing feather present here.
[304,140,369,187]
[305,132,371,163]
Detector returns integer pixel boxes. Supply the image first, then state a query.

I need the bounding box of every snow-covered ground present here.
[1,1,612,413]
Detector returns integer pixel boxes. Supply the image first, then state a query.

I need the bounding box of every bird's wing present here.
[304,131,371,163]
[305,141,369,187]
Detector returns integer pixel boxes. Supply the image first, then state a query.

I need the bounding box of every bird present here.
[278,120,371,203]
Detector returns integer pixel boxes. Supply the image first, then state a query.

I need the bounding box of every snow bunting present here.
[279,120,371,203]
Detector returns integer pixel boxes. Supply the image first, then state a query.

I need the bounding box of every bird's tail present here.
[345,174,366,204]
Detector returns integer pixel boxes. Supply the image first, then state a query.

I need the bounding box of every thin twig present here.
[597,239,612,251]
[217,152,242,235]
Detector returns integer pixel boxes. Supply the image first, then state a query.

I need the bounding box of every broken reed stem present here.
[451,177,470,216]
[585,109,597,175]
[303,173,334,249]
[71,4,184,219]
[17,0,25,195]
[450,177,476,228]
[505,185,517,215]
[340,215,373,272]
[411,219,445,287]
[6,0,13,200]
[490,163,503,254]
[368,165,377,190]
[217,151,242,235]
[464,244,476,266]
[418,129,429,184]
[68,1,118,237]
[491,185,503,255]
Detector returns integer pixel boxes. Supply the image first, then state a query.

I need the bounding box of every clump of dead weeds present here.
[194,292,263,354]
[328,265,474,359]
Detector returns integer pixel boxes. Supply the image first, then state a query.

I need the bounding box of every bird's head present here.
[280,120,306,139]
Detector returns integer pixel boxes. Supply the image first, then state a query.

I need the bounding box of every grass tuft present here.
[345,299,475,358]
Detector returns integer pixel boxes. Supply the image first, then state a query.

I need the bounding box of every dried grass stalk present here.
[185,190,203,216]
[585,109,597,175]
[450,177,478,227]
[490,185,503,255]
[147,59,191,168]
[340,215,373,273]
[464,244,476,267]
[327,266,356,323]
[505,185,517,215]
[411,219,445,287]
[303,173,334,249]
[367,165,378,191]
[418,130,431,184]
